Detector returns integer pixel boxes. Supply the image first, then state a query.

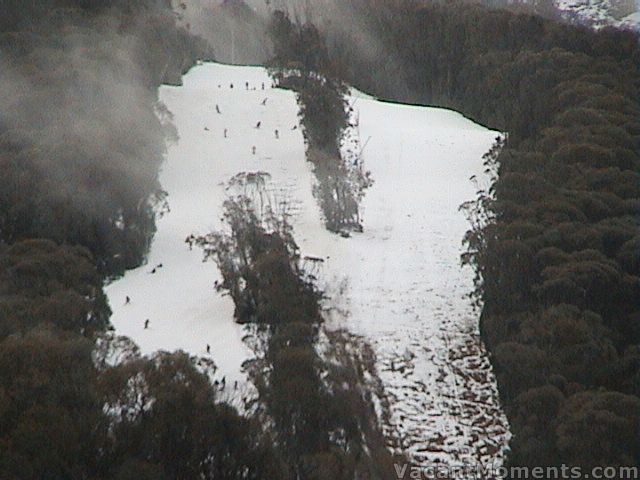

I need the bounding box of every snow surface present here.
[105,62,510,467]
[554,0,639,29]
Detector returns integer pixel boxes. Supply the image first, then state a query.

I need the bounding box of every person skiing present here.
[252,146,256,155]
[255,121,261,129]
[275,129,279,139]
[215,104,221,114]
[224,128,228,138]
[206,344,211,354]
[185,234,195,250]
[125,295,131,305]
[144,319,150,329]
[245,81,249,90]
[230,83,234,89]
[261,97,268,106]
[261,82,265,90]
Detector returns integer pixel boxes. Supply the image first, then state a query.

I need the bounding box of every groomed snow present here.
[105,62,510,467]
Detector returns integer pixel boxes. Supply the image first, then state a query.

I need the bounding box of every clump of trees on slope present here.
[327,0,640,469]
[195,173,398,479]
[268,10,373,235]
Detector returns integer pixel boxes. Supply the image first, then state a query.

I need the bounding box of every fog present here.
[0,0,402,271]
[0,7,189,272]
[175,0,272,64]
[177,0,406,81]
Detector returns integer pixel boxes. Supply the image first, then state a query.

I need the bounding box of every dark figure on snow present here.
[185,234,195,250]
[251,146,256,155]
[215,104,221,114]
[206,344,211,354]
[230,83,234,89]
[150,267,156,274]
[261,82,265,90]
[125,295,131,305]
[275,129,279,139]
[292,125,298,130]
[157,263,163,269]
[204,126,209,131]
[255,121,261,129]
[261,98,268,106]
[144,319,150,329]
[245,81,249,90]
[224,128,228,138]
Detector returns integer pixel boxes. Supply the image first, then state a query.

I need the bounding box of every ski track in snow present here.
[105,62,510,468]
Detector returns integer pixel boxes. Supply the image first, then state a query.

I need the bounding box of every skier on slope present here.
[185,234,195,250]
[144,319,150,329]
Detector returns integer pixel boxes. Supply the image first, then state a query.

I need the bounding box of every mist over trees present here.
[0,0,209,276]
[175,0,272,64]
[0,2,285,479]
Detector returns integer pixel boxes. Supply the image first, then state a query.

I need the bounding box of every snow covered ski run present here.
[105,62,510,468]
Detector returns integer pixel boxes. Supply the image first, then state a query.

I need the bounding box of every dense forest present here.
[325,0,640,470]
[0,2,288,479]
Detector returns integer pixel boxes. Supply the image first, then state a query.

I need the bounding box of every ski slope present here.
[105,62,510,467]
